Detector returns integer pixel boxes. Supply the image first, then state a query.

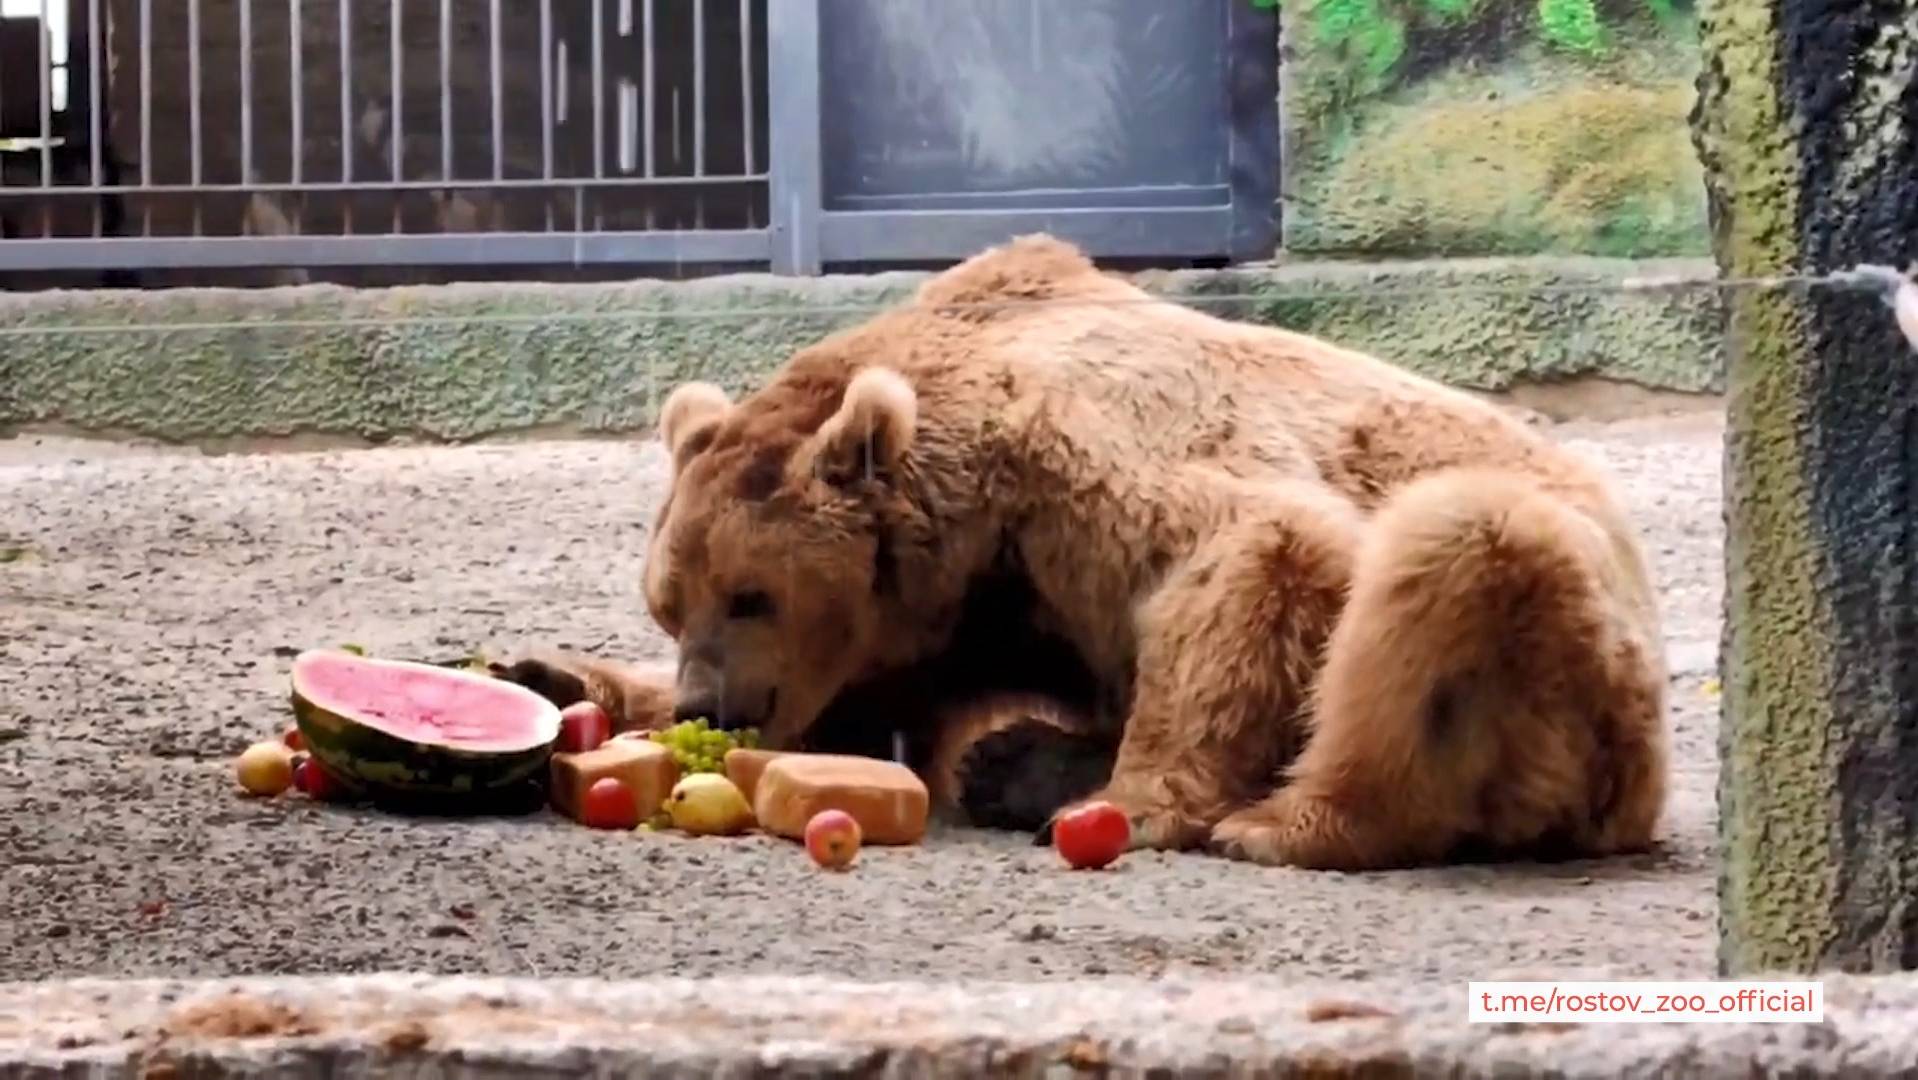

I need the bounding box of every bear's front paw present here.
[1208,809,1301,867]
[1035,784,1213,853]
[487,656,590,709]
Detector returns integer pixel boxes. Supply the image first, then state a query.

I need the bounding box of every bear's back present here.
[902,236,1564,497]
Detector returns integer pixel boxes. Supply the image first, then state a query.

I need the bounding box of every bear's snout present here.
[673,686,775,732]
[672,694,718,724]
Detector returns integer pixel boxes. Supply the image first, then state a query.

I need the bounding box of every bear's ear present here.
[658,381,732,473]
[808,366,917,487]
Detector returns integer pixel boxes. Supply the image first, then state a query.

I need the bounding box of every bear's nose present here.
[694,688,777,732]
[707,700,764,732]
[672,695,718,725]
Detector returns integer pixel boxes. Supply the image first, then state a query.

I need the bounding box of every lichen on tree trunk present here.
[1694,0,1918,973]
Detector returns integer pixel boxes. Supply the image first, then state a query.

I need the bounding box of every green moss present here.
[1694,0,1837,976]
[1537,0,1605,53]
[1311,0,1411,83]
[1279,0,1692,142]
[1285,16,1709,258]
[1717,291,1833,976]
[1290,75,1708,258]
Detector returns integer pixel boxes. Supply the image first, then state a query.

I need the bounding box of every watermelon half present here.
[289,648,561,803]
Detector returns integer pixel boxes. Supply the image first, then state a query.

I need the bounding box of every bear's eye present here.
[726,589,776,620]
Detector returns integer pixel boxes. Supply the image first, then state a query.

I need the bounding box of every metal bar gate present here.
[0,0,1277,278]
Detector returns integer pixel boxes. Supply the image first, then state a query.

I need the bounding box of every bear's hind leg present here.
[1209,469,1668,870]
[1044,483,1361,851]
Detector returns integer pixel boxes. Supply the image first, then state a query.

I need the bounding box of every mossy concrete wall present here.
[0,256,1724,447]
[1296,81,1707,257]
[1696,0,1918,974]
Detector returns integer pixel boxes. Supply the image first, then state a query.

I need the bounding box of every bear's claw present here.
[1207,815,1293,866]
[488,657,589,709]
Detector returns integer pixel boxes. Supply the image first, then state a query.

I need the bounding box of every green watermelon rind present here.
[289,648,561,801]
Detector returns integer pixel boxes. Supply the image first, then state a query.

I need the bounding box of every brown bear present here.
[499,233,1669,870]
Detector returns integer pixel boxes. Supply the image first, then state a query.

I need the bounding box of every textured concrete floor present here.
[1,407,1724,985]
[2,970,1901,1078]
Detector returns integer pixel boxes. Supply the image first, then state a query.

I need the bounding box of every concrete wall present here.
[0,255,1724,447]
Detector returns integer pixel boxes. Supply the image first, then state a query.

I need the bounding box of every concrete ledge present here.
[0,973,1907,1078]
[0,256,1725,447]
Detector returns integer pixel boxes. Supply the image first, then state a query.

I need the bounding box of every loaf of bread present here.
[722,747,794,806]
[550,738,679,822]
[752,753,929,845]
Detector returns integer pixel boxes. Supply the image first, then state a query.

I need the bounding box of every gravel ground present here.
[0,406,1725,983]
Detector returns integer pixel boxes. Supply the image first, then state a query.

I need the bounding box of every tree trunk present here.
[1694,0,1918,974]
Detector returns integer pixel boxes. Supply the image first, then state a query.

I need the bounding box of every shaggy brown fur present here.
[501,234,1669,870]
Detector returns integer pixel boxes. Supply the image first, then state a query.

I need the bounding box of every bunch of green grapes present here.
[647,717,759,774]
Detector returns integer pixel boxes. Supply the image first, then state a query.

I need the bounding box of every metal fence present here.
[0,0,1276,279]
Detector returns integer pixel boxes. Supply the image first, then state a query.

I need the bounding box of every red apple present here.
[581,777,640,830]
[558,701,612,754]
[1053,801,1130,870]
[804,809,862,870]
[293,756,350,802]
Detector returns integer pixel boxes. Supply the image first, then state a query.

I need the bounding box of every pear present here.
[666,773,755,836]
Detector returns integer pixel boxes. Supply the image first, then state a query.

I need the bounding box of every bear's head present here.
[642,362,935,749]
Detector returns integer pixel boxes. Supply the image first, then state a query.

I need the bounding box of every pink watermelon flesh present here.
[292,651,555,753]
